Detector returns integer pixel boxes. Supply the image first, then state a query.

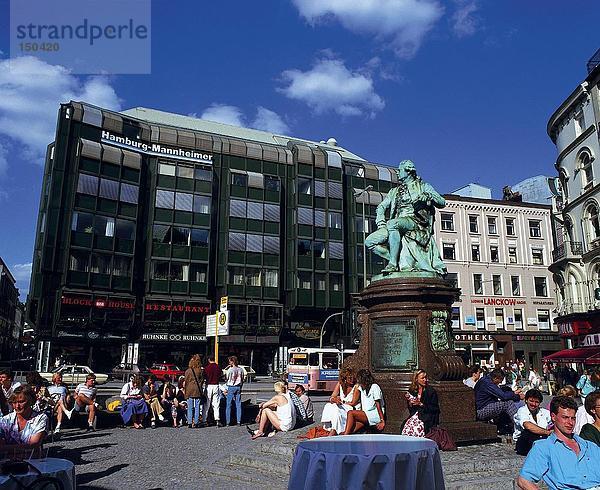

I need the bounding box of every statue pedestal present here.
[345,276,497,443]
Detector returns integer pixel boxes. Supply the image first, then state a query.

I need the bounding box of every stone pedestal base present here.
[345,276,497,443]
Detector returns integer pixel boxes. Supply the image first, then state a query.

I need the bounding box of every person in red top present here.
[203,355,223,427]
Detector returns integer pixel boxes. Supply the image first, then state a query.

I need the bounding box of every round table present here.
[288,435,445,490]
[0,458,75,489]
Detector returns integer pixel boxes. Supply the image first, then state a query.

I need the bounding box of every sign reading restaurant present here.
[101,130,213,164]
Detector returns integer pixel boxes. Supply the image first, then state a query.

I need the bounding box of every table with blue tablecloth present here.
[288,434,445,490]
[0,458,75,489]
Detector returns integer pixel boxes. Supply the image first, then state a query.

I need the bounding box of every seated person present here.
[0,370,21,413]
[73,374,98,432]
[287,385,309,426]
[463,365,482,389]
[142,375,165,429]
[401,369,439,437]
[25,372,52,413]
[249,381,296,439]
[517,396,600,489]
[513,389,552,456]
[475,368,524,431]
[342,369,385,435]
[47,373,72,434]
[294,385,314,423]
[160,376,179,428]
[174,376,187,427]
[321,367,361,436]
[579,390,600,446]
[120,375,147,429]
[0,385,48,456]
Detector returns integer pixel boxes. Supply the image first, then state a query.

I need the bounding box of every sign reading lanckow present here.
[10,0,151,74]
[101,131,213,164]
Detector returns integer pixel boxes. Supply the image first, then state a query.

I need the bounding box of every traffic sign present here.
[220,296,228,312]
[206,310,229,336]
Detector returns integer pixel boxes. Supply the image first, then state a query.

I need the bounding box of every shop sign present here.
[288,373,308,385]
[532,300,555,306]
[583,334,600,347]
[471,297,527,306]
[558,321,592,337]
[513,335,559,342]
[453,333,492,342]
[141,332,207,342]
[62,295,135,310]
[319,369,340,380]
[144,302,210,313]
[291,321,322,340]
[101,131,213,164]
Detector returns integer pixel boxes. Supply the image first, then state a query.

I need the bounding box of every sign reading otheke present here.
[371,318,417,371]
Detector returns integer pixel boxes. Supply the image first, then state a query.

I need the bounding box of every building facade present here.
[27,102,407,372]
[547,52,600,358]
[0,258,20,361]
[435,194,562,369]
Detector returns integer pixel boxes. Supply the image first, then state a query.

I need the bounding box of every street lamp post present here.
[354,185,373,289]
[319,311,344,349]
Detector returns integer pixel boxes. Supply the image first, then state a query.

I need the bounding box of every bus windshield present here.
[289,353,308,366]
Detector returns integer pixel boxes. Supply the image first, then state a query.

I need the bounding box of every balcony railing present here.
[552,241,583,262]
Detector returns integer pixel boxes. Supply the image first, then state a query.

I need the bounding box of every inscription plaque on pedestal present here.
[371,318,417,370]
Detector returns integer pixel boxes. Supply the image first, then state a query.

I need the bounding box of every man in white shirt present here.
[74,374,98,431]
[513,388,552,456]
[463,366,481,389]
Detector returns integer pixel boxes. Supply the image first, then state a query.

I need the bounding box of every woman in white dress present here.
[321,367,361,436]
[250,381,296,439]
[342,369,385,435]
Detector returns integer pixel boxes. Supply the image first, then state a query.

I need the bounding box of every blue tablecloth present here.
[0,458,75,489]
[288,435,444,490]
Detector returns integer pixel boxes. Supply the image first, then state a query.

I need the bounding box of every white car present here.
[223,364,256,382]
[40,365,109,385]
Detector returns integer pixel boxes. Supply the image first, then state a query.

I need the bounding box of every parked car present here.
[149,363,185,380]
[223,364,256,382]
[40,365,108,385]
[110,363,150,381]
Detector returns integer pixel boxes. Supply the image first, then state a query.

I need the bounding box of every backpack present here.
[425,426,457,451]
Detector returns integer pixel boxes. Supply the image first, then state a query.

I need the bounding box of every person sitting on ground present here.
[401,369,440,437]
[47,373,72,434]
[513,389,552,456]
[159,376,178,427]
[184,354,204,428]
[285,383,309,426]
[294,385,314,423]
[342,369,385,435]
[463,365,481,389]
[120,375,147,429]
[475,368,524,430]
[73,374,98,432]
[250,381,296,439]
[143,375,165,429]
[321,367,361,436]
[174,376,187,427]
[516,395,600,489]
[0,371,21,413]
[578,390,600,447]
[0,385,48,455]
[25,372,52,413]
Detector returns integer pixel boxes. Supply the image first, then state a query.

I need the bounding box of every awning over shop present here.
[543,346,600,364]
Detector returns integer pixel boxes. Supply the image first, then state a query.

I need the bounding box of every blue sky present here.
[0,0,598,298]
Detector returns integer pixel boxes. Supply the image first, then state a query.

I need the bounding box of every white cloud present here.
[197,104,290,134]
[291,0,443,58]
[279,57,385,117]
[451,0,481,38]
[11,262,32,296]
[0,56,120,166]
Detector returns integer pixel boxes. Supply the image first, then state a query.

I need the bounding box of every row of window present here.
[231,172,280,192]
[441,214,542,238]
[296,271,343,291]
[69,251,132,276]
[297,208,343,228]
[152,261,207,282]
[71,212,136,240]
[298,240,344,260]
[442,243,545,265]
[454,273,549,297]
[159,162,212,182]
[227,267,279,287]
[297,178,343,199]
[77,173,139,204]
[152,225,208,247]
[229,200,280,221]
[452,307,551,330]
[228,233,280,254]
[155,190,210,213]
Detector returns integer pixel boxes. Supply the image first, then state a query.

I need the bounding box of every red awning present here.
[543,347,600,364]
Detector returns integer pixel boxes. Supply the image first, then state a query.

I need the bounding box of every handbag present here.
[425,426,457,451]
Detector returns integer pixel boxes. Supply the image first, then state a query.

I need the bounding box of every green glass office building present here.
[27,102,399,372]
